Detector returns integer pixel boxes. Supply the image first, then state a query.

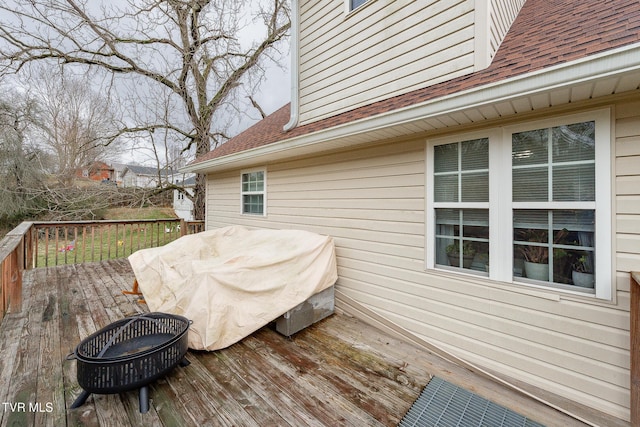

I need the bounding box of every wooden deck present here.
[0,259,624,427]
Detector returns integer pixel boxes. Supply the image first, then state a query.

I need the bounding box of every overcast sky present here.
[231,6,292,133]
[231,51,291,135]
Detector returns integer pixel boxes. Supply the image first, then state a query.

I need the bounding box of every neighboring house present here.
[76,161,114,182]
[173,175,195,221]
[109,162,128,187]
[120,165,176,188]
[185,0,640,422]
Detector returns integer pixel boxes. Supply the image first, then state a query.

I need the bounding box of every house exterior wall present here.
[616,99,640,287]
[204,97,639,421]
[122,174,158,188]
[298,0,476,126]
[113,169,125,186]
[488,0,526,60]
[173,188,195,221]
[297,0,524,126]
[75,162,114,182]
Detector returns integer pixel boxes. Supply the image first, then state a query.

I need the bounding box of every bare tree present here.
[0,81,171,225]
[26,68,121,185]
[0,0,291,219]
[0,86,47,223]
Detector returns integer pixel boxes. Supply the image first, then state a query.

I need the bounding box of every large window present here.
[241,169,266,215]
[427,110,611,299]
[433,139,490,273]
[512,122,596,288]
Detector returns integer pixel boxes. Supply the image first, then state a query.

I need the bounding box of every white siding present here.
[488,0,526,61]
[297,0,525,126]
[206,141,425,236]
[173,188,194,221]
[205,99,639,422]
[298,0,476,125]
[616,100,640,297]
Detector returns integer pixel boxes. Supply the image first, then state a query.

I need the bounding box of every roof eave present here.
[183,42,640,174]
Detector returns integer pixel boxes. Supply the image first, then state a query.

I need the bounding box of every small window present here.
[350,0,369,11]
[241,170,266,215]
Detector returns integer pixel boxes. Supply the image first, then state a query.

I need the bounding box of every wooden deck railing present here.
[0,222,33,321]
[0,219,204,321]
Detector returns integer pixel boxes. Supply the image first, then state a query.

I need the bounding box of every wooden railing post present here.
[7,250,21,313]
[0,222,33,320]
[632,271,640,425]
[0,254,6,319]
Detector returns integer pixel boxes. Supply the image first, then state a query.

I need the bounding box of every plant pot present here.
[448,254,474,268]
[572,271,594,288]
[524,261,549,281]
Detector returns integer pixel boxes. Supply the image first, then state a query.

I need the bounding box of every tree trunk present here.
[193,172,206,221]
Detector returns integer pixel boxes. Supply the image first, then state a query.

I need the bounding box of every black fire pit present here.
[68,312,191,413]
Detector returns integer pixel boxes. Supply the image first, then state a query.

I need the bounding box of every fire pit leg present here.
[70,390,91,409]
[139,385,150,413]
[179,357,190,367]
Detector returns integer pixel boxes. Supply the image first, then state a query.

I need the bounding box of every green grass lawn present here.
[102,207,178,220]
[34,207,183,267]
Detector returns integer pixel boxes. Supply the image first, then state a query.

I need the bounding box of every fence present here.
[0,219,204,321]
[0,222,33,321]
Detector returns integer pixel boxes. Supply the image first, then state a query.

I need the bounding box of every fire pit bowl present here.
[69,312,191,413]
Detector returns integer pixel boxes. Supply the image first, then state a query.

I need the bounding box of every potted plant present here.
[516,228,568,281]
[446,240,476,268]
[473,252,489,273]
[571,254,594,288]
[516,229,549,280]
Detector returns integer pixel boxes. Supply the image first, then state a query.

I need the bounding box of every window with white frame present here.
[241,169,266,215]
[427,110,611,299]
[512,122,596,288]
[433,138,490,273]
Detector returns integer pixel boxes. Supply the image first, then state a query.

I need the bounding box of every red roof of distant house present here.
[191,0,640,166]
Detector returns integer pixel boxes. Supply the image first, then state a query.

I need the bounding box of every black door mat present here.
[399,376,545,427]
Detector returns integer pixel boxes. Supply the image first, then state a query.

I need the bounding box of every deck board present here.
[0,258,625,427]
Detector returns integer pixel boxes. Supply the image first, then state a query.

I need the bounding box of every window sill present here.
[511,276,618,306]
[428,266,617,306]
[429,266,560,301]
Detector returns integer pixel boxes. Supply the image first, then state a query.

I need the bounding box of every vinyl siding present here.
[205,99,638,422]
[298,0,476,125]
[488,0,526,61]
[206,141,425,236]
[615,99,640,300]
[297,0,525,126]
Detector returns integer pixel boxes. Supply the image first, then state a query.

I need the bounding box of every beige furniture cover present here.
[128,225,338,351]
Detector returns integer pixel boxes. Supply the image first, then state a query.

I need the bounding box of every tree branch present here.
[0,0,291,220]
